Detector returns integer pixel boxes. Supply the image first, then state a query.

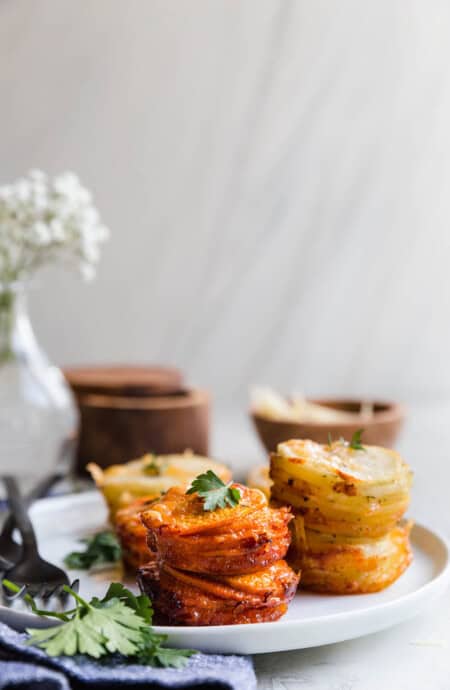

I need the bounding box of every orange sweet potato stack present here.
[138,484,299,625]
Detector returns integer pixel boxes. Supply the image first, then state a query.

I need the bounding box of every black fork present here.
[0,436,73,567]
[0,471,63,566]
[2,476,70,600]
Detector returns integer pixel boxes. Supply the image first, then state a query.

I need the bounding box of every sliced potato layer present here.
[141,484,291,574]
[290,516,412,593]
[271,439,412,538]
[138,559,299,625]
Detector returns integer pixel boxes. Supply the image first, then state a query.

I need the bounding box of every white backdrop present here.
[2,0,450,411]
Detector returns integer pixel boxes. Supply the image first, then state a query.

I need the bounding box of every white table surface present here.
[2,403,448,688]
[213,403,450,690]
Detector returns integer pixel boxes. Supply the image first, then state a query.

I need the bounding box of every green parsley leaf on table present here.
[152,645,197,669]
[27,587,144,658]
[186,470,241,511]
[349,428,366,451]
[26,613,106,658]
[64,530,121,570]
[133,627,196,667]
[94,581,154,624]
[6,581,197,668]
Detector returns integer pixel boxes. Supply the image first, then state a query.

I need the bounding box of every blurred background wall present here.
[1,0,450,413]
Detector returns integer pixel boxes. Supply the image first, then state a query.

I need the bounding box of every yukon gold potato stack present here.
[139,475,299,625]
[270,435,413,593]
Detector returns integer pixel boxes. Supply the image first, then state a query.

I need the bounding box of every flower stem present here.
[62,584,90,610]
[0,288,15,364]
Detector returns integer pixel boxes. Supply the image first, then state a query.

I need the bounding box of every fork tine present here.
[50,583,63,599]
[2,578,76,607]
[56,579,78,605]
[27,585,42,600]
[57,584,69,601]
[41,585,56,601]
[2,582,28,604]
[38,578,79,605]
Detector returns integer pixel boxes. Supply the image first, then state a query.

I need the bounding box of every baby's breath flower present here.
[0,170,109,283]
[30,222,52,246]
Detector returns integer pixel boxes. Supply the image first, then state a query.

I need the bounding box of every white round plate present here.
[2,492,449,655]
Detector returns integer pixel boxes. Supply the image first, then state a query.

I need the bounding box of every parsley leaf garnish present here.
[26,586,145,658]
[143,454,161,476]
[3,580,196,667]
[93,581,154,624]
[186,470,241,511]
[64,531,121,570]
[349,428,366,451]
[152,645,196,668]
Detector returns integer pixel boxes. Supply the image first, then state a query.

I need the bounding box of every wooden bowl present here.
[64,365,211,475]
[69,385,210,475]
[251,399,405,453]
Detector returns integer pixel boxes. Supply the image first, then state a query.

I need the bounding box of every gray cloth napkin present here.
[0,622,256,690]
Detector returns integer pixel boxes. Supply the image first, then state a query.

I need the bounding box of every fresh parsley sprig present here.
[349,428,366,451]
[327,430,366,451]
[64,530,121,570]
[2,579,196,667]
[143,453,161,476]
[186,470,241,511]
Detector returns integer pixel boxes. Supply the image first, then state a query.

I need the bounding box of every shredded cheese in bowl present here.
[251,387,374,423]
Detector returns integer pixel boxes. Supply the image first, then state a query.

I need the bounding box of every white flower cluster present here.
[0,170,109,282]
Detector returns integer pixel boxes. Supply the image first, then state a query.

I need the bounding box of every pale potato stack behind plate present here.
[270,438,413,593]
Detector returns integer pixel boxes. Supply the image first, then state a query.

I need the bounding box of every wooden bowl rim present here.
[76,387,209,411]
[64,364,183,396]
[250,398,405,428]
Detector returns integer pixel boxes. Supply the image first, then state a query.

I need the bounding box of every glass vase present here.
[0,282,78,489]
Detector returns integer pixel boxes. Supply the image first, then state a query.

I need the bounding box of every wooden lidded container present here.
[64,366,210,475]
